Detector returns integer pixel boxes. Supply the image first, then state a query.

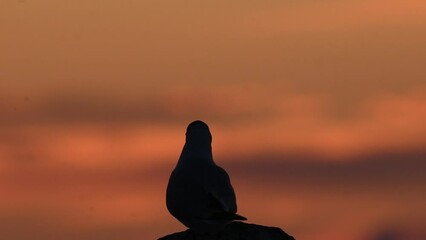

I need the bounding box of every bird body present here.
[166,121,246,234]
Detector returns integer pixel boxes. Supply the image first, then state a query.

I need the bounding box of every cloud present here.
[0,84,274,125]
[0,85,425,169]
[1,148,425,240]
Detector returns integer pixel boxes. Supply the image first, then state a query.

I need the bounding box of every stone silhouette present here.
[159,222,295,240]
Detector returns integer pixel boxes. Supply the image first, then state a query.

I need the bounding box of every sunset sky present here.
[1,1,426,240]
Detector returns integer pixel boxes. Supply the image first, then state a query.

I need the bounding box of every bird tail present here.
[212,212,247,221]
[233,213,247,221]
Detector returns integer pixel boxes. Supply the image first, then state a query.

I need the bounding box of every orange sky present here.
[1,0,426,240]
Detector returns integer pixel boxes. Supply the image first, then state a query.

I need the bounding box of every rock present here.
[158,222,295,240]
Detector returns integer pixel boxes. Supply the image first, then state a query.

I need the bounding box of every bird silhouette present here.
[166,120,247,234]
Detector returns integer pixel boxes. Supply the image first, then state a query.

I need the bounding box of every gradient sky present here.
[1,1,426,240]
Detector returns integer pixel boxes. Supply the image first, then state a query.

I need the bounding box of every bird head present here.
[177,120,214,167]
[185,120,212,144]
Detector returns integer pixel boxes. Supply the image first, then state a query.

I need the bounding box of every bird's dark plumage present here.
[166,120,246,234]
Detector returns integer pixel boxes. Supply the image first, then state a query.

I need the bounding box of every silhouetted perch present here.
[158,221,295,240]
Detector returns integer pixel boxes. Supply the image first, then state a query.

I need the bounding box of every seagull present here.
[166,120,247,234]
